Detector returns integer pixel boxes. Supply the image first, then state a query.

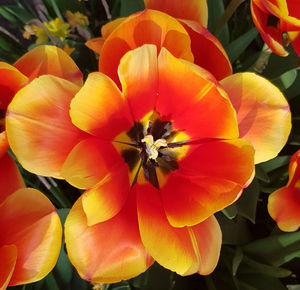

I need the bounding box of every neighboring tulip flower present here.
[268,150,300,232]
[250,0,300,56]
[6,44,291,282]
[0,45,83,156]
[0,152,62,289]
[86,9,232,82]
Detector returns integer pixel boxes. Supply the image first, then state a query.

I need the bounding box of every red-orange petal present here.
[85,37,105,55]
[0,62,28,110]
[0,152,25,205]
[156,47,238,140]
[65,194,154,283]
[101,17,127,39]
[70,72,132,140]
[14,45,83,86]
[144,0,208,27]
[179,19,232,80]
[220,72,291,164]
[0,188,62,285]
[136,183,221,275]
[0,245,17,290]
[0,132,9,158]
[6,75,85,178]
[99,9,193,86]
[251,0,289,56]
[118,44,158,121]
[268,187,300,232]
[61,137,130,225]
[160,139,254,226]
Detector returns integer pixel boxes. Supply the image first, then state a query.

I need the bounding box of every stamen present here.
[141,135,167,160]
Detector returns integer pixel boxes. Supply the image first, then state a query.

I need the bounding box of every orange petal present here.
[268,187,300,232]
[101,17,126,39]
[250,0,288,56]
[179,20,232,80]
[156,47,238,140]
[0,152,25,205]
[70,72,132,139]
[14,45,83,86]
[61,137,130,225]
[0,62,28,110]
[65,194,154,283]
[161,175,243,227]
[0,188,62,285]
[178,139,255,186]
[6,75,85,178]
[99,10,193,86]
[220,72,291,164]
[287,150,300,187]
[0,245,17,290]
[136,183,221,275]
[85,37,105,55]
[144,0,208,27]
[118,44,158,121]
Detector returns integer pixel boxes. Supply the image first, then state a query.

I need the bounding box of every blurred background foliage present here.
[1,0,300,289]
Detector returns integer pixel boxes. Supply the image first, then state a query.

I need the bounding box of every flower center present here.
[114,112,189,189]
[141,135,167,160]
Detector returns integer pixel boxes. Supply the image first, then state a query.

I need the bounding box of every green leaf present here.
[239,256,292,278]
[255,165,270,183]
[225,27,258,63]
[207,0,229,46]
[259,155,290,173]
[1,5,34,23]
[232,247,243,276]
[222,203,238,220]
[243,231,300,266]
[236,178,260,223]
[285,70,300,100]
[238,273,286,290]
[271,68,298,91]
[120,0,145,17]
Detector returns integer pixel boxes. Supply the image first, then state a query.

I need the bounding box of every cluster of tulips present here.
[0,0,299,288]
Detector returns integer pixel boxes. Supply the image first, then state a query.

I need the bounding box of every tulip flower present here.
[0,45,83,156]
[251,0,300,56]
[0,152,62,289]
[268,150,300,232]
[86,9,232,82]
[6,44,291,282]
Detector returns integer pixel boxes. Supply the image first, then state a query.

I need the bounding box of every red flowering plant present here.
[6,43,291,283]
[1,0,300,289]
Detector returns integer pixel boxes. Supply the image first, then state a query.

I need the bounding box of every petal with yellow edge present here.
[70,72,132,139]
[179,20,232,80]
[0,188,62,286]
[268,150,300,232]
[6,75,85,178]
[61,137,130,225]
[99,10,193,86]
[65,194,154,284]
[268,187,300,232]
[14,45,83,85]
[250,0,289,56]
[144,0,208,28]
[118,44,158,121]
[156,47,238,140]
[0,245,17,290]
[0,153,25,205]
[0,62,28,110]
[220,72,291,164]
[136,183,221,275]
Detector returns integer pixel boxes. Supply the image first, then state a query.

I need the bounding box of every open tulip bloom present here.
[0,152,62,289]
[268,150,300,232]
[251,0,300,56]
[6,43,291,283]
